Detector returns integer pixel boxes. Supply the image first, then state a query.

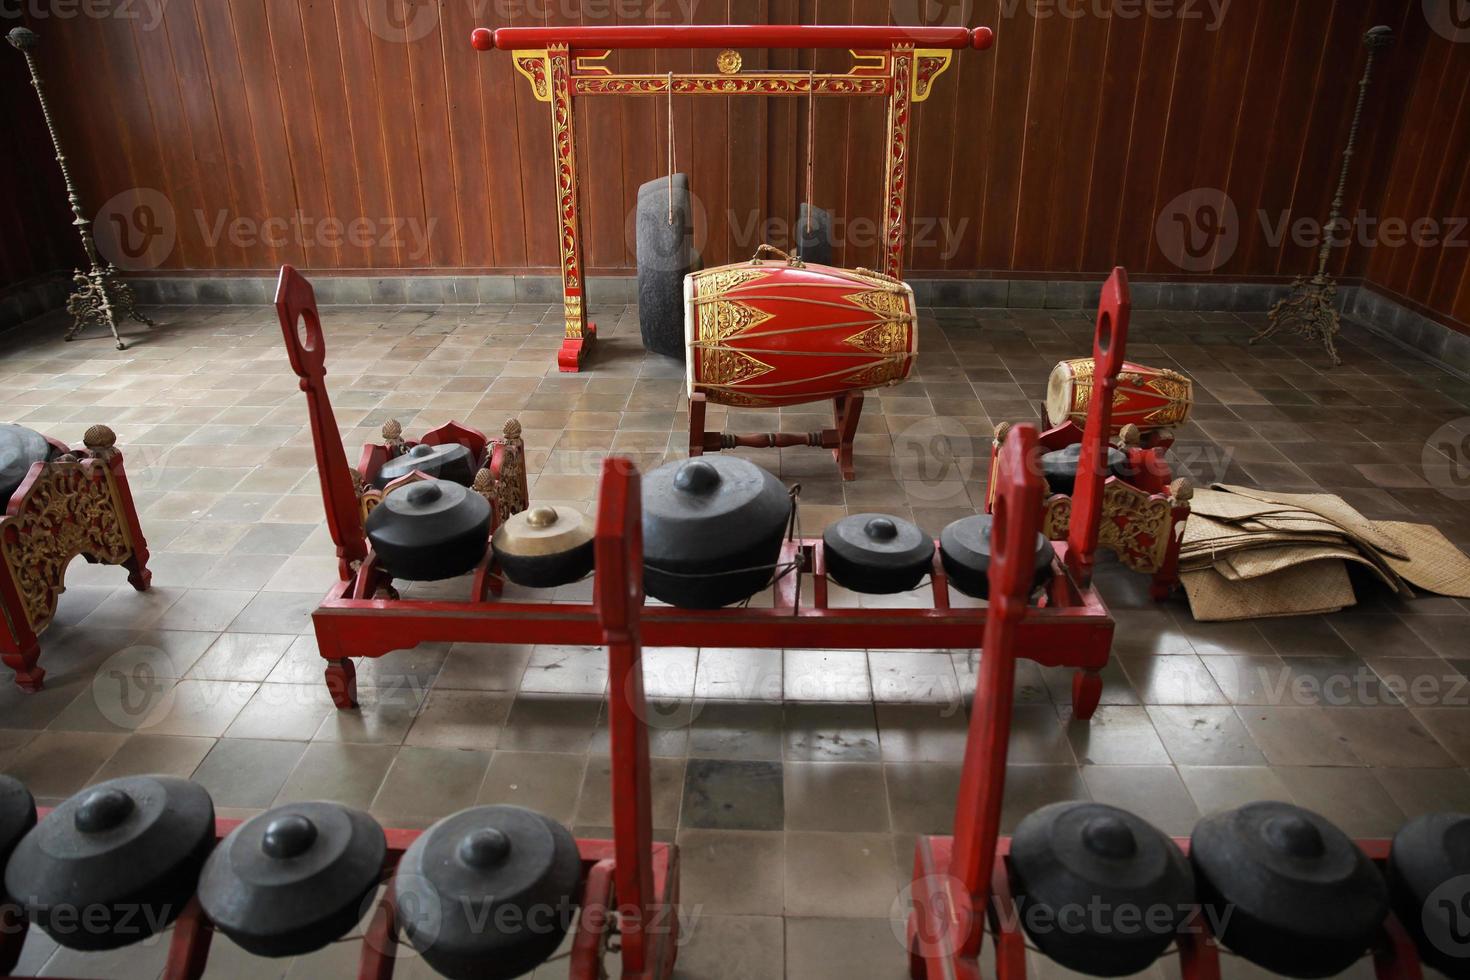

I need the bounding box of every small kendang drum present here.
[1045,358,1193,433]
[684,248,917,408]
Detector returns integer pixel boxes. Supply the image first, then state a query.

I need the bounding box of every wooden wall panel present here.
[2,0,1466,337]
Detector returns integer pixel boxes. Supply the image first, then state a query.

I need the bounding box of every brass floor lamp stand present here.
[1254,25,1393,366]
[8,27,152,350]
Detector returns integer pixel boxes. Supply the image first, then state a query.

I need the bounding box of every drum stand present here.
[687,389,864,481]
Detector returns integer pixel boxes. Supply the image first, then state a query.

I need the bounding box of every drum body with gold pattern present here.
[1045,358,1193,433]
[684,257,918,408]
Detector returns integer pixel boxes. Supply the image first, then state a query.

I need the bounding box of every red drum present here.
[1045,358,1193,433]
[684,251,917,408]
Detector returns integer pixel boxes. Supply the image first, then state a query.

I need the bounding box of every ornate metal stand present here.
[471,24,993,371]
[1254,25,1393,366]
[7,27,153,351]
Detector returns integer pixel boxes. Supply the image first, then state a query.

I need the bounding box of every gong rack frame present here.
[469,23,995,373]
[276,264,1134,729]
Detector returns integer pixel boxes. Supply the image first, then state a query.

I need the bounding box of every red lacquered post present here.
[1065,267,1130,587]
[479,24,975,50]
[948,424,1044,956]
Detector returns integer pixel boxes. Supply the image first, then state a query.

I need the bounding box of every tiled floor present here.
[1,298,1469,979]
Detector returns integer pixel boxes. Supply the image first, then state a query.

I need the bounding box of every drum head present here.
[1044,362,1076,428]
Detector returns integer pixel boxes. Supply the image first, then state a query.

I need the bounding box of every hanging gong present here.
[3,775,216,951]
[1190,801,1388,978]
[939,514,1055,600]
[1388,811,1470,978]
[197,801,386,958]
[1010,801,1194,976]
[822,513,934,594]
[394,805,583,980]
[492,505,595,588]
[374,441,476,489]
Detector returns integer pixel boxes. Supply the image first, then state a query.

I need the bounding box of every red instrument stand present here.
[908,407,1426,980]
[1,426,151,694]
[277,264,1120,720]
[470,24,995,372]
[688,389,864,481]
[985,269,1192,601]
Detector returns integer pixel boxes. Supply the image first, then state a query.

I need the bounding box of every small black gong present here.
[365,478,492,581]
[0,423,53,505]
[375,441,475,489]
[1040,443,1129,497]
[3,775,216,951]
[939,514,1055,600]
[197,801,386,958]
[1389,811,1470,978]
[1191,801,1388,978]
[1010,801,1194,976]
[493,505,595,589]
[822,513,934,594]
[395,805,583,980]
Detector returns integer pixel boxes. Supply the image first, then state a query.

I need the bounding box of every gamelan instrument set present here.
[0,324,1459,978]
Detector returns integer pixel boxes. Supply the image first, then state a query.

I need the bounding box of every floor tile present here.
[1061,705,1171,765]
[693,647,783,702]
[495,693,601,753]
[668,913,783,980]
[1146,705,1267,766]
[476,750,587,823]
[675,829,785,915]
[783,703,881,762]
[784,917,910,980]
[1080,766,1200,836]
[1178,765,1294,816]
[688,700,784,761]
[1233,706,1362,766]
[577,756,685,829]
[884,762,961,835]
[312,685,425,745]
[273,741,399,809]
[190,737,308,807]
[187,632,294,681]
[1321,707,1456,768]
[682,758,784,831]
[1278,766,1407,836]
[784,649,871,702]
[403,689,512,750]
[2,730,127,800]
[370,745,492,829]
[875,702,972,763]
[784,831,901,917]
[91,734,215,782]
[783,762,889,832]
[225,683,336,741]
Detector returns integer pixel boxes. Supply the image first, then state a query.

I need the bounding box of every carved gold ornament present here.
[716,49,742,74]
[1042,481,1176,574]
[1,460,132,632]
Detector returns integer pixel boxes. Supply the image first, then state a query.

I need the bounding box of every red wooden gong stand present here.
[275,265,1123,727]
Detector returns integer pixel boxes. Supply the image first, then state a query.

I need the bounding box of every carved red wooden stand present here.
[469,23,994,373]
[1,427,151,694]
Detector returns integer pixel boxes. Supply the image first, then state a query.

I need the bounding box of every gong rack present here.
[276,264,1133,724]
[468,23,995,372]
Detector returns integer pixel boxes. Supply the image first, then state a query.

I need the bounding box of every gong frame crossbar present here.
[470,23,994,372]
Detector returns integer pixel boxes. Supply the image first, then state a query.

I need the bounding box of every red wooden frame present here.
[470,23,993,371]
[275,265,1121,720]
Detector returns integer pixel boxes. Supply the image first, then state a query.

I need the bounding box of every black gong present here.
[1010,801,1194,976]
[939,514,1055,600]
[394,805,583,980]
[197,801,387,957]
[1190,801,1388,978]
[1389,811,1470,978]
[822,513,934,594]
[374,441,475,489]
[3,775,216,951]
[0,423,53,505]
[365,478,491,581]
[1040,443,1129,497]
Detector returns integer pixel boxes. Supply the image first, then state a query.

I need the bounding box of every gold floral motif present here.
[843,288,913,356]
[513,51,551,101]
[1,461,132,632]
[843,357,910,390]
[716,49,742,74]
[697,267,769,296]
[1042,481,1174,574]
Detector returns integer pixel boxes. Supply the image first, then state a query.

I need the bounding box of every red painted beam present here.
[471,25,982,51]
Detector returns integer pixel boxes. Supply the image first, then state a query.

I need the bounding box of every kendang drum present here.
[684,246,917,408]
[1045,358,1193,433]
